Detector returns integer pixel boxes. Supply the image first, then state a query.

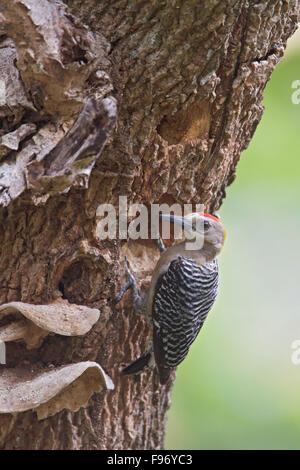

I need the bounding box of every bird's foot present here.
[115,258,148,319]
[157,234,166,253]
[115,257,138,304]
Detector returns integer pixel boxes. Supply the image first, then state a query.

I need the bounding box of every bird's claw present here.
[115,257,137,304]
[157,235,166,253]
[124,256,136,285]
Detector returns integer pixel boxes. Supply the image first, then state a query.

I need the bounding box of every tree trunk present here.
[0,0,298,450]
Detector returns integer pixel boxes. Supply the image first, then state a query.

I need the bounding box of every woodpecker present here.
[116,212,226,384]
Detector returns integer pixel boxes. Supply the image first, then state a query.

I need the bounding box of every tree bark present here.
[0,0,298,450]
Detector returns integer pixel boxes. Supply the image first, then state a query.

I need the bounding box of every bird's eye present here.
[204,220,210,231]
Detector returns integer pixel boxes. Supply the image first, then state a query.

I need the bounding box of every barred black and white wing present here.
[152,256,219,384]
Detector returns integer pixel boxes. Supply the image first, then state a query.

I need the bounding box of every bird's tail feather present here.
[122,352,152,375]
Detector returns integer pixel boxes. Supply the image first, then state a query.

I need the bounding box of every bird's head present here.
[160,212,226,256]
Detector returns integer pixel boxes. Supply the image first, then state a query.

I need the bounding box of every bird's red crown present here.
[197,212,220,223]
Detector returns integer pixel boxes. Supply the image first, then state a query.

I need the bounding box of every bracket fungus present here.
[0,362,114,420]
[0,299,100,348]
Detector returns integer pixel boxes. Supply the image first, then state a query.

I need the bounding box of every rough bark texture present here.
[0,0,298,450]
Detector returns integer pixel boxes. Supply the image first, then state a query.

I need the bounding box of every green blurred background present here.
[166,29,300,450]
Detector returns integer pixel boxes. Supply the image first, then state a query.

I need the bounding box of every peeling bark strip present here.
[27,97,117,196]
[0,0,298,450]
[0,96,116,206]
[0,0,114,206]
[1,0,112,118]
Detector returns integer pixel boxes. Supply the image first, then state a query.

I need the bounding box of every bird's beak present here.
[159,214,193,231]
